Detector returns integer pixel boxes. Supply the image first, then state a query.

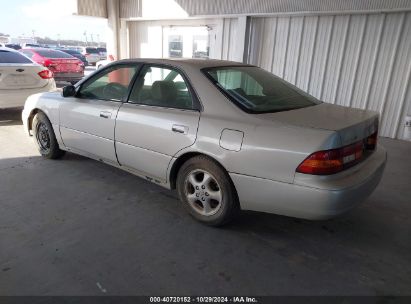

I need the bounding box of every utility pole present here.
[83,31,88,46]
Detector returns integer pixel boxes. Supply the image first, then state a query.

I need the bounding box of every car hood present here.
[258,103,379,146]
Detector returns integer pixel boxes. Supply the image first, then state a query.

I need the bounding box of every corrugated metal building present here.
[77,0,411,140]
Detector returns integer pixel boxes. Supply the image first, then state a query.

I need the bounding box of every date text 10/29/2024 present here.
[150,297,258,303]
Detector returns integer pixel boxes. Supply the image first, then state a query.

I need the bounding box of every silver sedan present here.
[22,59,387,226]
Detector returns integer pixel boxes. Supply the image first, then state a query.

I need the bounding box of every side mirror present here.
[62,85,76,97]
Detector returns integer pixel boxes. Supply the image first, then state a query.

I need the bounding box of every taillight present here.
[38,70,54,79]
[43,59,57,67]
[296,149,344,175]
[366,131,378,150]
[296,132,378,175]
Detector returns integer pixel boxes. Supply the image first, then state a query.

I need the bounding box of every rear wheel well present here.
[169,152,231,190]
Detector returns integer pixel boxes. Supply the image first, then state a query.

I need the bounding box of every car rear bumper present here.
[0,81,56,109]
[53,72,84,82]
[230,145,387,220]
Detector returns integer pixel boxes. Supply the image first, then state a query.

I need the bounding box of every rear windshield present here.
[35,49,73,58]
[203,66,320,113]
[61,49,81,55]
[86,48,99,54]
[0,50,32,64]
[97,48,106,52]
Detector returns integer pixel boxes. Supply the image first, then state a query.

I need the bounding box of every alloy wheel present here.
[184,169,223,216]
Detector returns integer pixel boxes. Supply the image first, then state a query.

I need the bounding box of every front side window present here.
[129,66,195,110]
[0,50,32,64]
[204,66,320,113]
[78,65,139,101]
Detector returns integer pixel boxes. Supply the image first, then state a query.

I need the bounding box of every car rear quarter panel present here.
[173,67,340,184]
[182,115,339,183]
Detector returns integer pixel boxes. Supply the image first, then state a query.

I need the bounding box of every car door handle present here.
[100,111,112,119]
[172,124,189,135]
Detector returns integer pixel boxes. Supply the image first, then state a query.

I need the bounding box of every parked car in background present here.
[58,49,88,66]
[22,43,42,48]
[96,54,116,69]
[80,47,100,66]
[67,46,83,53]
[97,47,107,60]
[96,59,109,69]
[0,47,55,109]
[20,48,84,84]
[5,44,22,50]
[22,59,386,226]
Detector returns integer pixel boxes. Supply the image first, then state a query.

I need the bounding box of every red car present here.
[20,48,84,84]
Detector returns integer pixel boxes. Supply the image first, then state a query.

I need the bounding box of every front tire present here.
[32,112,65,159]
[177,155,239,226]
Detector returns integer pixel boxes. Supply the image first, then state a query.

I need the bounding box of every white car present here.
[22,59,386,226]
[80,47,101,66]
[96,59,109,69]
[0,47,56,109]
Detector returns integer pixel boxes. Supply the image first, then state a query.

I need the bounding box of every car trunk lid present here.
[0,64,48,89]
[47,58,83,73]
[260,103,379,146]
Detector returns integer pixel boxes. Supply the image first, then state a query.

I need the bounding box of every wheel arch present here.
[27,108,42,133]
[169,151,232,190]
[27,108,58,139]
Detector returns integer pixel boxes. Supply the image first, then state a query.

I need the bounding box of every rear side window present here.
[129,66,195,110]
[35,50,73,58]
[0,50,32,63]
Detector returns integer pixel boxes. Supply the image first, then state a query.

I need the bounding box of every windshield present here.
[203,66,320,113]
[61,49,80,55]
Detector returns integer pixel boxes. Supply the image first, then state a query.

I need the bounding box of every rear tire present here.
[176,155,239,226]
[32,112,65,159]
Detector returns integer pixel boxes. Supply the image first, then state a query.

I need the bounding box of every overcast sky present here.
[0,0,108,41]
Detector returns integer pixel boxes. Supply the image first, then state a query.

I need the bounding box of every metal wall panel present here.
[221,18,238,60]
[175,0,411,16]
[77,0,107,18]
[248,12,411,139]
[120,0,142,18]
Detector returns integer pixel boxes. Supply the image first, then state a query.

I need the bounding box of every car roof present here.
[115,58,253,70]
